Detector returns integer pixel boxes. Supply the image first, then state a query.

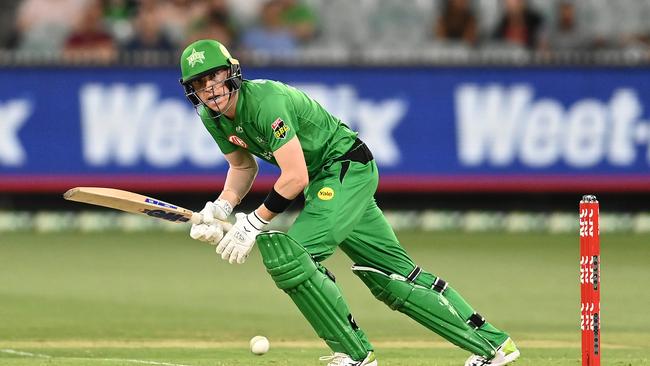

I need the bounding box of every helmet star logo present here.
[186,48,205,68]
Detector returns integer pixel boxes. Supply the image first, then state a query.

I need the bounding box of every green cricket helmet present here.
[179,39,242,109]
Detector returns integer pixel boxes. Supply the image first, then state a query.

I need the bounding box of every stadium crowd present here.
[1,0,649,62]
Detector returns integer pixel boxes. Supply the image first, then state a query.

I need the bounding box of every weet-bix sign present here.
[1,67,650,192]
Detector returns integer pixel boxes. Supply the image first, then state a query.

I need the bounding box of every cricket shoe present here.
[319,351,377,366]
[464,338,520,366]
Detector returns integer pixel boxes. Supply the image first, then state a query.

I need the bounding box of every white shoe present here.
[464,338,520,366]
[319,351,377,366]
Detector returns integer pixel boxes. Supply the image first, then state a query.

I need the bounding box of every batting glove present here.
[199,199,233,224]
[189,199,232,245]
[216,212,268,264]
[190,222,224,245]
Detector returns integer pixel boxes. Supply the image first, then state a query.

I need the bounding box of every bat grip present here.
[190,212,233,232]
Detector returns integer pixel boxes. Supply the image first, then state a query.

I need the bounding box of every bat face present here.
[63,187,232,231]
[63,187,197,224]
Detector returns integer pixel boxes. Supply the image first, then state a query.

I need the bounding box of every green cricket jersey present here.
[198,79,357,178]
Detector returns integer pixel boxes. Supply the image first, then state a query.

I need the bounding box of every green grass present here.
[1,231,649,365]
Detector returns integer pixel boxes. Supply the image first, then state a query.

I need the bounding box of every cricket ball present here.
[250,335,270,355]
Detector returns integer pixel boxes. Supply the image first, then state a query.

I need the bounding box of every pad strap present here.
[351,264,496,358]
[467,312,486,330]
[431,277,448,293]
[406,266,422,282]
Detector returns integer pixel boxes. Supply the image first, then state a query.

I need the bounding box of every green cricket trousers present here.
[287,138,509,352]
[289,138,409,274]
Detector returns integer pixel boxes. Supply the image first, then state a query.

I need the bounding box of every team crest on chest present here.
[228,135,248,148]
[236,126,243,133]
[271,118,290,139]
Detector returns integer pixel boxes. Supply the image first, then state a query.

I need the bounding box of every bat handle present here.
[190,212,204,225]
[190,212,233,232]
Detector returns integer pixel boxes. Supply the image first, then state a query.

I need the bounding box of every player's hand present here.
[190,221,224,245]
[199,199,233,224]
[216,212,268,264]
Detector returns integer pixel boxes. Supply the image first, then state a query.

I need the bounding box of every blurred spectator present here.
[15,0,89,52]
[185,13,238,51]
[227,0,267,27]
[366,0,433,49]
[123,7,175,51]
[185,0,239,48]
[306,0,364,49]
[539,1,589,52]
[277,0,318,44]
[103,0,135,21]
[435,0,478,46]
[103,0,137,45]
[157,0,207,46]
[610,1,650,50]
[0,1,21,48]
[493,0,544,49]
[63,0,116,62]
[205,0,236,27]
[241,0,298,55]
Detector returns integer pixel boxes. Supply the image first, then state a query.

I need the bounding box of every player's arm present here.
[255,136,308,222]
[214,136,307,264]
[213,97,305,264]
[219,148,259,208]
[190,148,257,245]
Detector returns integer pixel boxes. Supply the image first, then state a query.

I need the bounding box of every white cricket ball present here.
[249,335,270,355]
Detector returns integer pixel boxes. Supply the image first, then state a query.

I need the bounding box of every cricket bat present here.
[63,187,232,230]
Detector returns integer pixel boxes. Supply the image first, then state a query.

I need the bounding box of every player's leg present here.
[340,193,513,359]
[256,232,374,362]
[264,159,378,363]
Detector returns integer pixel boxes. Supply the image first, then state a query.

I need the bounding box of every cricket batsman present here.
[180,39,520,366]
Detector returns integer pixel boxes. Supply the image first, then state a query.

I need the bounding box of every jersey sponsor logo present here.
[186,48,205,68]
[228,135,248,148]
[271,118,290,139]
[317,187,334,201]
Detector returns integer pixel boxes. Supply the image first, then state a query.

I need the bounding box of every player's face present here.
[191,68,231,112]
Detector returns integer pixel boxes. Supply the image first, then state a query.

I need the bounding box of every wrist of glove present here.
[201,198,233,223]
[216,211,269,264]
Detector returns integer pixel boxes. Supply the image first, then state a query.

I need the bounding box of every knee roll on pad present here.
[256,232,371,360]
[351,265,496,358]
